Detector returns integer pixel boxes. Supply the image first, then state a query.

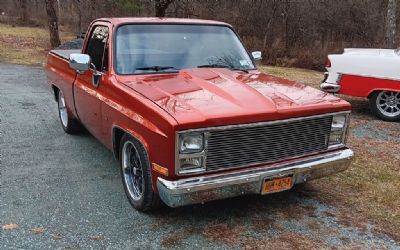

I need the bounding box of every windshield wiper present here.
[136,66,178,72]
[231,68,249,73]
[197,64,230,69]
[197,64,249,73]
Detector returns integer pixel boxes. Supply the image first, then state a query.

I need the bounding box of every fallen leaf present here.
[89,235,105,241]
[2,224,18,230]
[51,233,62,240]
[32,227,46,234]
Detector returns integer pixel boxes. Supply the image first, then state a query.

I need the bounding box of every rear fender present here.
[339,74,400,97]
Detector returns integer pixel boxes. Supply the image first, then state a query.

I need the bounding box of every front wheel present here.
[119,134,161,211]
[369,91,400,122]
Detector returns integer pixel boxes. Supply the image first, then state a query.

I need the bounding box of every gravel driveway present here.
[0,64,399,249]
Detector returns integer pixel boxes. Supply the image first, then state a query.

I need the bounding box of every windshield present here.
[115,24,255,74]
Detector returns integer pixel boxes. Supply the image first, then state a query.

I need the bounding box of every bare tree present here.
[155,0,174,17]
[385,0,397,48]
[0,0,392,69]
[72,0,83,34]
[90,0,97,19]
[45,0,61,48]
[18,0,29,23]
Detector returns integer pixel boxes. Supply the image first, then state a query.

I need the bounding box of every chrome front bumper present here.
[157,148,354,207]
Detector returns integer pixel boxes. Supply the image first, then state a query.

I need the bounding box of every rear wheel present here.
[369,91,400,121]
[119,134,161,211]
[57,90,82,133]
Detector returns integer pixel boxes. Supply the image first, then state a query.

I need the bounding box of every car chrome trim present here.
[159,148,354,207]
[175,111,350,175]
[320,82,341,93]
[328,112,350,149]
[177,111,350,133]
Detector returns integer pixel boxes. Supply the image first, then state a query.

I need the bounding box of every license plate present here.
[262,176,293,194]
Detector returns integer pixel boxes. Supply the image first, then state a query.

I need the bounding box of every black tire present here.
[119,134,162,211]
[369,91,400,122]
[57,90,83,134]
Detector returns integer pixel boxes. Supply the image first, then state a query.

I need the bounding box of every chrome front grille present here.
[206,115,333,171]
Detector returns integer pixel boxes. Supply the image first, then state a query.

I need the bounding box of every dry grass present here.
[262,65,400,241]
[259,65,323,89]
[0,23,74,65]
[244,232,324,250]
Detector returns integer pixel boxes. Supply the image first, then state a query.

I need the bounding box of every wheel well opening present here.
[368,90,387,99]
[52,85,59,102]
[112,127,125,160]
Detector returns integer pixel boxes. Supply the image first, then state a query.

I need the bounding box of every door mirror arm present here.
[69,53,103,87]
[92,70,103,88]
[89,63,102,88]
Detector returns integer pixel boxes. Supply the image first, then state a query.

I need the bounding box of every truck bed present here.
[50,49,81,60]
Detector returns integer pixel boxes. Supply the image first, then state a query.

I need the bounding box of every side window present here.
[85,26,109,72]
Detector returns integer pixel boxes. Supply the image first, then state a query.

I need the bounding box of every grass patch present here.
[0,23,74,66]
[259,65,324,89]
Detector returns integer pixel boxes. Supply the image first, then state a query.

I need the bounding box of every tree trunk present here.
[155,0,174,17]
[72,0,82,36]
[385,0,397,48]
[45,0,61,48]
[282,0,290,52]
[18,0,28,24]
[90,0,97,20]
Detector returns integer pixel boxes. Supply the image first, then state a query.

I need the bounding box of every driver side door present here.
[74,24,110,143]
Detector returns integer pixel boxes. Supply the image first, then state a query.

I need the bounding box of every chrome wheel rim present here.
[122,141,144,201]
[376,91,400,117]
[58,91,68,127]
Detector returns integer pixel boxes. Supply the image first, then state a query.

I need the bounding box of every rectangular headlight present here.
[179,133,204,154]
[178,156,205,174]
[329,113,349,147]
[331,114,346,131]
[176,132,206,175]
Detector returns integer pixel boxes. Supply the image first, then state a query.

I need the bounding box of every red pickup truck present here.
[45,18,353,211]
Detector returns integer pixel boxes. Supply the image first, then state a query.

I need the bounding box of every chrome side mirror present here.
[252,51,262,61]
[69,53,91,72]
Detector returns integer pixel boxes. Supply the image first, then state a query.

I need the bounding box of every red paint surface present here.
[339,74,400,97]
[45,18,351,191]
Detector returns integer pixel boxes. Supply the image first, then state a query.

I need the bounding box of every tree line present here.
[1,0,398,69]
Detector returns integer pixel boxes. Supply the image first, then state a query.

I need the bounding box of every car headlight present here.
[331,115,346,131]
[179,133,204,153]
[177,132,206,174]
[329,113,349,147]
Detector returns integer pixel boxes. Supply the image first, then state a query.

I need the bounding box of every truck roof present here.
[94,17,231,27]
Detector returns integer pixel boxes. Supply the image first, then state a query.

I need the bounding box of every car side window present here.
[85,26,109,72]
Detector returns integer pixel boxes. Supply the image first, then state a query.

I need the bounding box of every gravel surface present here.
[0,64,399,249]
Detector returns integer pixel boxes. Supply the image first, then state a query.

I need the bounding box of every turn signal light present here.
[152,163,169,176]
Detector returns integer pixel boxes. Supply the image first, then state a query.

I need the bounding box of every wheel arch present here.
[51,84,59,102]
[367,88,399,98]
[111,125,150,161]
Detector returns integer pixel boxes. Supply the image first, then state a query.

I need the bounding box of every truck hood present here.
[118,68,349,128]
